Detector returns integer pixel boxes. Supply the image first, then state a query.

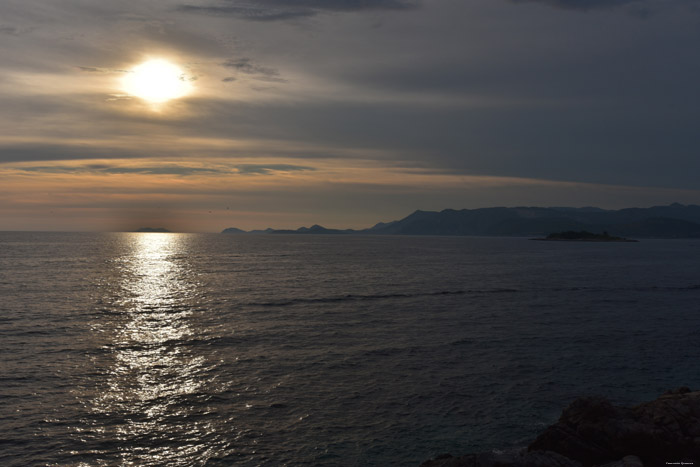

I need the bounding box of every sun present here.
[122,59,192,103]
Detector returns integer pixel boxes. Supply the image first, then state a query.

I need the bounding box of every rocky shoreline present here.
[421,388,700,467]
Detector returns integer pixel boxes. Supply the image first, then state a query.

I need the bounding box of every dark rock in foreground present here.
[421,450,583,467]
[421,388,700,466]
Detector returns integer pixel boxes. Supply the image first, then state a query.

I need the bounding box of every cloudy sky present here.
[2,0,700,231]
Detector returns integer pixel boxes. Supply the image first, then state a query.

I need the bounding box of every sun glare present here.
[122,59,192,103]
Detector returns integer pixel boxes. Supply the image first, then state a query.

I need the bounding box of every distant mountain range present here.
[222,203,700,238]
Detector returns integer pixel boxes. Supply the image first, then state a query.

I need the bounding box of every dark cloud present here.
[222,58,286,82]
[9,163,315,176]
[76,66,103,73]
[223,58,276,75]
[177,4,316,21]
[257,0,416,9]
[0,26,21,35]
[508,0,643,10]
[223,58,282,78]
[178,0,418,21]
[177,93,700,190]
[234,164,315,175]
[0,25,33,36]
[0,144,145,164]
[222,76,237,82]
[99,166,223,175]
[76,66,128,74]
[12,165,224,175]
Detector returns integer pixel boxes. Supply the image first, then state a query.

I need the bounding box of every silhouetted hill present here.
[270,224,356,235]
[368,204,700,237]
[612,217,700,238]
[221,203,700,238]
[368,220,398,231]
[221,227,246,234]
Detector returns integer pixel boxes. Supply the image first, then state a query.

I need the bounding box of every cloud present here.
[76,66,129,74]
[0,26,21,35]
[76,66,104,73]
[234,164,315,174]
[6,163,316,177]
[177,0,418,21]
[508,0,643,10]
[507,0,700,17]
[0,25,34,36]
[11,165,225,176]
[177,4,316,21]
[222,58,276,75]
[221,58,286,82]
[99,166,223,175]
[0,144,145,164]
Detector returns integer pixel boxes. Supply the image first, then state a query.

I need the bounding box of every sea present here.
[1,232,700,466]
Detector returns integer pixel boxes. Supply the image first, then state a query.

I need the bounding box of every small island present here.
[134,227,171,233]
[533,230,638,242]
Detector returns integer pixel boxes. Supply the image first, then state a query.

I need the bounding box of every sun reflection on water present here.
[82,233,230,466]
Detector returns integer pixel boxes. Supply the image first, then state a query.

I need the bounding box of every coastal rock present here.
[422,388,700,467]
[528,388,700,464]
[420,450,580,467]
[597,455,643,467]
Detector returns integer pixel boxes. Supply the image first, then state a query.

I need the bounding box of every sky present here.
[2,0,700,232]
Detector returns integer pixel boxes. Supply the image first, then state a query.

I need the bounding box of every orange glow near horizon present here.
[3,155,698,233]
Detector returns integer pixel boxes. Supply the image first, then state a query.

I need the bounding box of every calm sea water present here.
[1,232,700,466]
